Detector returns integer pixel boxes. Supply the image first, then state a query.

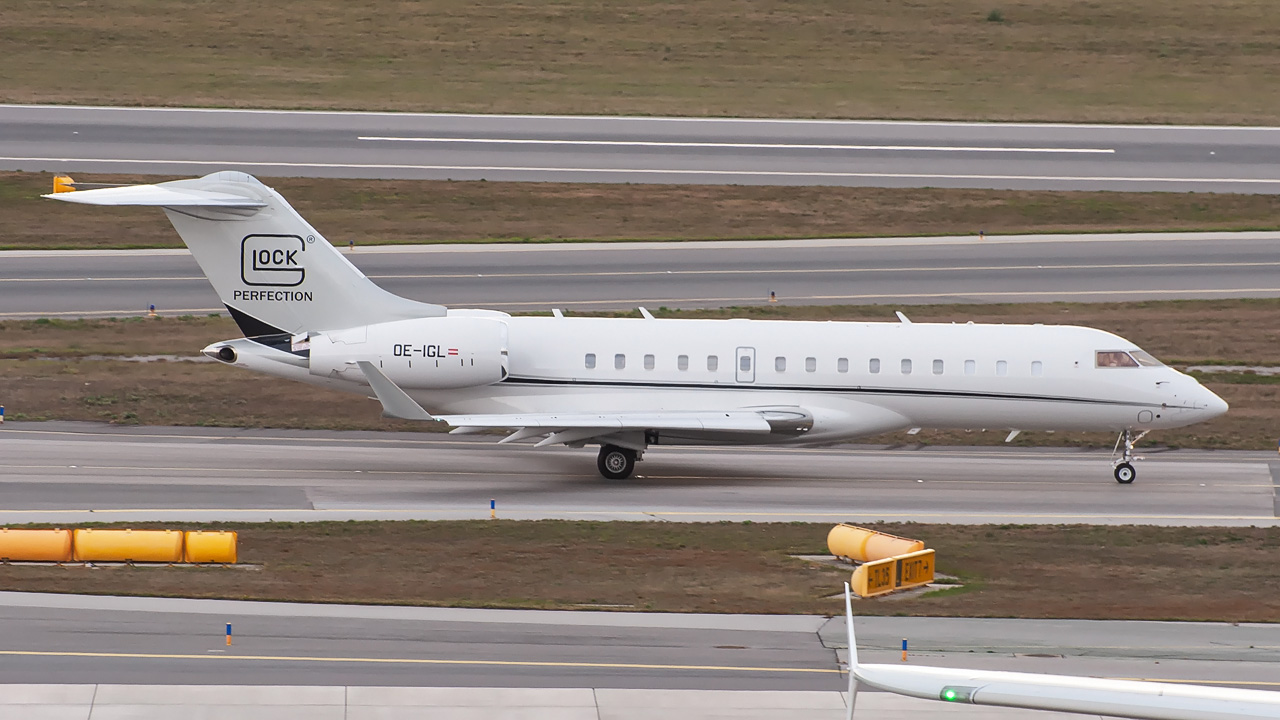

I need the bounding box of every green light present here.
[939,686,975,703]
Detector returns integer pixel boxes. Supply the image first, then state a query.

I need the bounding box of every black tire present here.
[597,445,636,480]
[1114,462,1136,484]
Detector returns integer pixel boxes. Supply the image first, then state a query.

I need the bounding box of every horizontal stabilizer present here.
[43,184,266,208]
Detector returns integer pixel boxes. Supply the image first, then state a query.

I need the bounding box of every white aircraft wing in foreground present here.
[843,585,1280,720]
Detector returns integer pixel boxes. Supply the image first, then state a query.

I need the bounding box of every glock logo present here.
[241,234,305,287]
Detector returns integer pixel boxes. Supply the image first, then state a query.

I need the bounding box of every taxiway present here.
[3,105,1280,191]
[5,231,1280,318]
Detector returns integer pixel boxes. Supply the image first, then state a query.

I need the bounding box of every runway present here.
[3,104,1280,191]
[1,422,1275,526]
[6,231,1280,318]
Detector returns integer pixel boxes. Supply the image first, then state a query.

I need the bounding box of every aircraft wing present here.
[439,411,774,432]
[842,584,1280,720]
[440,410,795,448]
[355,361,808,448]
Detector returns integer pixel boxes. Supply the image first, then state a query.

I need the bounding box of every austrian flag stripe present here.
[448,348,459,356]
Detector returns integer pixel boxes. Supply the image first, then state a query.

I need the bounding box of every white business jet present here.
[842,583,1280,719]
[47,172,1227,482]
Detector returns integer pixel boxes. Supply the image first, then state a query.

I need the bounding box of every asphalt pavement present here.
[1,422,1274,526]
[0,592,1275,694]
[5,231,1280,318]
[3,105,1280,191]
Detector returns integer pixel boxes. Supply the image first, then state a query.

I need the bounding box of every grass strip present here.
[1,298,1276,448]
[3,1,1279,123]
[2,520,1278,621]
[5,172,1280,250]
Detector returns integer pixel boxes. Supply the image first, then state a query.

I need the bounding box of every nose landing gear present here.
[1112,429,1148,484]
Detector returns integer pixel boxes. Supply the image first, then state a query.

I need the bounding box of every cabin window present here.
[964,359,975,376]
[614,353,626,370]
[869,358,880,374]
[1031,360,1043,377]
[585,353,596,369]
[740,355,752,372]
[901,359,912,374]
[996,360,1008,376]
[707,355,719,371]
[644,354,655,370]
[775,356,787,372]
[837,357,849,373]
[1097,351,1140,368]
[805,357,817,372]
[932,359,944,375]
[678,354,689,371]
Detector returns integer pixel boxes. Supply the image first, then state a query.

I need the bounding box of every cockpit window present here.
[1130,350,1164,367]
[1096,351,1139,368]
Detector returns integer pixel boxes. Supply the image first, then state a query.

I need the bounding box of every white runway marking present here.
[4,156,1279,185]
[357,136,1116,153]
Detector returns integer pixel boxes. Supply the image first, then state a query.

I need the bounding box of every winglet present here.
[845,581,859,719]
[53,175,76,194]
[355,361,436,421]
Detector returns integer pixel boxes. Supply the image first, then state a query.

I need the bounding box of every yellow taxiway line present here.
[0,649,839,675]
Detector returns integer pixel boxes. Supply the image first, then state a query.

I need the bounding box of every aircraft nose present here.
[1198,386,1229,418]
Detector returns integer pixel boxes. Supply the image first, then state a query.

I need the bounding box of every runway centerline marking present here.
[357,136,1116,154]
[2,157,1278,185]
[0,649,840,675]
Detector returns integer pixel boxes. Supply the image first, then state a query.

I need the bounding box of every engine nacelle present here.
[309,316,508,389]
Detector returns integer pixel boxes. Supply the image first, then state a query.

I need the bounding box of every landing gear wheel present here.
[597,445,637,480]
[1114,462,1136,484]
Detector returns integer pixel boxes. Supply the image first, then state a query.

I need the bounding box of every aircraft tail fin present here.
[45,171,444,335]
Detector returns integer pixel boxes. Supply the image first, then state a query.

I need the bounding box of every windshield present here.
[1096,350,1164,368]
[1096,351,1138,368]
[1130,350,1164,367]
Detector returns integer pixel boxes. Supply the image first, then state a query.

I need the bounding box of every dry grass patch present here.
[3,1,1279,122]
[1,521,1278,621]
[8,172,1280,250]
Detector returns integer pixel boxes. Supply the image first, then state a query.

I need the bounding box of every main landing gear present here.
[1112,429,1149,484]
[597,444,638,480]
